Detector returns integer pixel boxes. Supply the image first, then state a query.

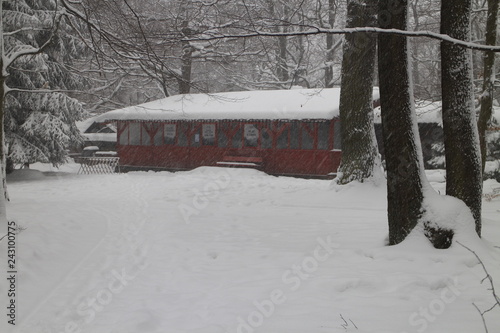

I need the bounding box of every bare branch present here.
[457,242,500,333]
[186,26,500,52]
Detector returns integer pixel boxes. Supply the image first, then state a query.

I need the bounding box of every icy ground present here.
[1,165,499,333]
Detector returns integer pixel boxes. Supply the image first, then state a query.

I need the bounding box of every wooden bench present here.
[216,156,263,169]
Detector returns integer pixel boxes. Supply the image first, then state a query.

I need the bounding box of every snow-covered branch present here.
[3,10,64,75]
[188,26,500,52]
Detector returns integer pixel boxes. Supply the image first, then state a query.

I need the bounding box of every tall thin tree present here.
[478,0,499,175]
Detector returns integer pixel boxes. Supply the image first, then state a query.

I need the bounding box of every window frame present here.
[243,122,261,148]
[201,123,217,146]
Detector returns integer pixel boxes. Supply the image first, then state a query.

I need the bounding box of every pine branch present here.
[4,8,64,72]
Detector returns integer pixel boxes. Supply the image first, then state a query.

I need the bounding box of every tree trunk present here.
[178,13,194,95]
[267,0,289,84]
[179,37,193,94]
[441,0,483,236]
[410,1,421,98]
[478,0,499,175]
[378,0,426,245]
[337,0,380,184]
[277,35,289,83]
[0,6,8,207]
[277,3,290,84]
[178,1,193,94]
[0,71,7,227]
[325,0,336,88]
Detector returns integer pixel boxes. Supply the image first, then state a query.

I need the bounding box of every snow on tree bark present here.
[337,0,381,184]
[441,0,483,236]
[478,0,499,175]
[378,0,428,245]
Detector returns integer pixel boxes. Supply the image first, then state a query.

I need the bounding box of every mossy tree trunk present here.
[337,0,379,184]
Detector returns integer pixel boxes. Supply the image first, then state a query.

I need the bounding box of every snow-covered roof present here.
[77,115,117,133]
[94,88,379,122]
[374,100,443,125]
[76,116,98,133]
[374,102,500,126]
[77,114,117,143]
[83,133,116,142]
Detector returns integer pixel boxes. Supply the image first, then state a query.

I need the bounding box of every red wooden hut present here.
[95,88,378,177]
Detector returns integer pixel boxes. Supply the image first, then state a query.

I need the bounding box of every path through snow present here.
[0,166,499,333]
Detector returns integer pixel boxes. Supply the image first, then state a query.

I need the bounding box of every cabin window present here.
[231,127,243,148]
[129,122,141,145]
[218,126,228,147]
[244,124,259,147]
[118,123,128,145]
[276,124,290,149]
[164,124,176,145]
[141,124,150,146]
[202,124,216,146]
[178,123,189,147]
[153,131,162,146]
[317,122,330,150]
[261,127,273,149]
[151,124,162,146]
[191,126,201,147]
[301,123,315,150]
[333,121,342,150]
[290,122,300,149]
[218,123,235,148]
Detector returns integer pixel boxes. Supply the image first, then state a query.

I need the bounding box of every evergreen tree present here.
[3,0,87,168]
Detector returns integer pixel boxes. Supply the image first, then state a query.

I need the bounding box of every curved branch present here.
[189,26,500,52]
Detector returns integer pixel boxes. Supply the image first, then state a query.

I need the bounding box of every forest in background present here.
[1,0,499,166]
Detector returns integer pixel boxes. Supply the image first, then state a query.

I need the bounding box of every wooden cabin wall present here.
[115,119,342,176]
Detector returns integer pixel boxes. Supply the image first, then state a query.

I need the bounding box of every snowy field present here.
[1,164,499,333]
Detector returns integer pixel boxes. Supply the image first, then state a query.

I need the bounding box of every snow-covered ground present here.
[1,164,499,333]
